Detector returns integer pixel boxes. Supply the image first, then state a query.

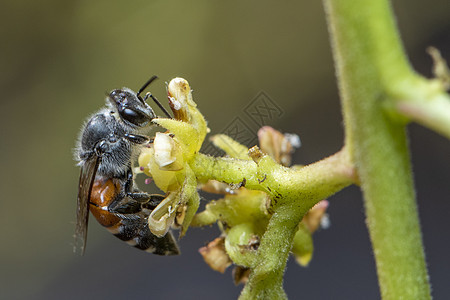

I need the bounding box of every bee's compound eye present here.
[122,108,138,119]
[120,108,149,126]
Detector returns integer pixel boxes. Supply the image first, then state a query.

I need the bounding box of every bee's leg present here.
[108,196,142,214]
[124,133,153,144]
[126,191,166,209]
[109,195,165,214]
[109,170,163,214]
[109,194,156,214]
[107,172,146,214]
[123,169,152,203]
[142,194,165,210]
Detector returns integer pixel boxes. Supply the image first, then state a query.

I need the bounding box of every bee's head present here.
[107,88,156,128]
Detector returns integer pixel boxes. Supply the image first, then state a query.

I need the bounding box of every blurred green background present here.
[1,0,449,299]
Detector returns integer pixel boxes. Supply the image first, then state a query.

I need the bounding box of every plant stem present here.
[191,148,356,202]
[239,203,302,300]
[324,0,431,298]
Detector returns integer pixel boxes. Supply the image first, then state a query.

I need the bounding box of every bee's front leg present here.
[124,133,153,144]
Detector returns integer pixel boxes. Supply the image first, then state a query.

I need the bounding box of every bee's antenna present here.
[144,93,173,119]
[137,75,172,119]
[137,75,158,99]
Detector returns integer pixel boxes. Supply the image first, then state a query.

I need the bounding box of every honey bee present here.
[75,76,179,255]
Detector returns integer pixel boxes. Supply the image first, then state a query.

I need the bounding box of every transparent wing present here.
[74,155,100,255]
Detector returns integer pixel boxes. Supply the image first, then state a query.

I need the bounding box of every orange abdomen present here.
[89,179,121,227]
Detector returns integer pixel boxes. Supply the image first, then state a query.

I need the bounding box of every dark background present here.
[1,1,449,299]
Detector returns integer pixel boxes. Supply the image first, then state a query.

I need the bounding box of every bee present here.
[74,76,179,255]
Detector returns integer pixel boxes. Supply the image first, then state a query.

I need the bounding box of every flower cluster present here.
[138,77,329,284]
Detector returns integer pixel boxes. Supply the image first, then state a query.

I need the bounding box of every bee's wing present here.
[75,155,100,255]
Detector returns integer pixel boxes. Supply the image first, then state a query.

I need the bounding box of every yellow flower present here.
[139,78,209,237]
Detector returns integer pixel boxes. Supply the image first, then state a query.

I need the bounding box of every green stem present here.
[239,203,303,300]
[191,148,356,201]
[324,0,431,299]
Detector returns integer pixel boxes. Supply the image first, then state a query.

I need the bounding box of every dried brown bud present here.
[232,266,251,285]
[302,200,329,233]
[198,237,232,273]
[257,126,301,167]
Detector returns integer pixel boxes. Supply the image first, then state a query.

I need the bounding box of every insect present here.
[74,76,179,255]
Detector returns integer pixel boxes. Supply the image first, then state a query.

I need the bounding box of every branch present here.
[191,148,356,299]
[191,148,356,203]
[396,92,450,139]
[324,0,432,298]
